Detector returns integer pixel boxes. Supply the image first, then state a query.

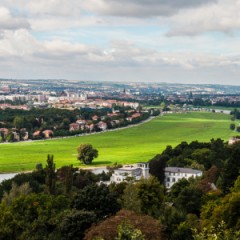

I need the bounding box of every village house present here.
[92,115,99,121]
[11,129,20,142]
[76,120,90,130]
[89,123,95,132]
[111,120,120,127]
[42,130,53,138]
[110,162,150,183]
[228,136,240,145]
[97,121,107,131]
[76,119,87,125]
[126,117,133,122]
[33,130,41,137]
[132,113,141,118]
[164,167,203,188]
[107,113,120,118]
[122,101,139,109]
[126,113,141,122]
[0,128,9,136]
[69,123,80,131]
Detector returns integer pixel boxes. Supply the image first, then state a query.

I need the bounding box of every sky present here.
[0,0,240,85]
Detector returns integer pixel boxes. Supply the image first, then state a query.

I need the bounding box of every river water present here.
[0,173,17,183]
[0,168,108,184]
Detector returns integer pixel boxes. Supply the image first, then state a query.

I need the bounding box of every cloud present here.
[2,0,83,17]
[2,0,216,18]
[0,7,30,31]
[0,32,239,85]
[83,0,216,17]
[0,29,238,70]
[1,0,240,36]
[166,0,240,36]
[0,1,240,85]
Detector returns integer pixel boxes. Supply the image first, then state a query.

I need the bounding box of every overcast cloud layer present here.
[0,0,240,85]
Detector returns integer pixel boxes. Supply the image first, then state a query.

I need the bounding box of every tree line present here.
[0,106,153,142]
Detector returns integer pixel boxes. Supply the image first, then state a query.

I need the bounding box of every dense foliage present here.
[77,144,98,165]
[0,107,152,142]
[0,138,240,239]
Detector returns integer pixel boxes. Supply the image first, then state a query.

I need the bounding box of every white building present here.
[164,167,203,188]
[228,136,240,145]
[110,162,149,183]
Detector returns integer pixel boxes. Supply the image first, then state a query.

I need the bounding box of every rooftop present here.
[165,167,202,174]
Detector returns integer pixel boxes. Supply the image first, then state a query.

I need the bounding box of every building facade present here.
[110,162,149,183]
[164,167,203,188]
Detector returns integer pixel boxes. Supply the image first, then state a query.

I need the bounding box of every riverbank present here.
[0,173,17,183]
[0,167,109,183]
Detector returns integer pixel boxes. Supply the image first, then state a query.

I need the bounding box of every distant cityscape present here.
[1,79,240,111]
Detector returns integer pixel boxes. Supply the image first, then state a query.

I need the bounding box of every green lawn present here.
[0,112,236,173]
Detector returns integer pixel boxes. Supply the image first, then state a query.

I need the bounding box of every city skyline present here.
[0,0,240,85]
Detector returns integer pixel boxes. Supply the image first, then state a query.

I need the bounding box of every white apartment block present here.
[110,162,149,183]
[164,167,203,188]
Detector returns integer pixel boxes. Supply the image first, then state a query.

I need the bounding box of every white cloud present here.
[0,6,29,31]
[166,0,240,36]
[1,29,238,70]
[0,1,240,84]
[2,0,240,36]
[2,0,83,17]
[0,29,39,56]
[82,0,216,17]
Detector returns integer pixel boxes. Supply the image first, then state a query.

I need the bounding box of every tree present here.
[77,144,98,165]
[115,221,144,240]
[230,123,236,131]
[57,209,97,240]
[167,178,190,202]
[121,182,142,214]
[45,155,56,194]
[175,186,204,216]
[136,176,164,218]
[222,143,240,193]
[64,165,74,195]
[191,148,211,170]
[121,176,164,218]
[201,191,240,229]
[2,182,32,205]
[73,183,120,220]
[193,221,240,240]
[84,209,164,240]
[159,206,187,240]
[149,154,168,184]
[13,116,25,129]
[0,193,70,240]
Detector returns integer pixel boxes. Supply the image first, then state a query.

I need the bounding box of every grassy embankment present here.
[0,112,236,172]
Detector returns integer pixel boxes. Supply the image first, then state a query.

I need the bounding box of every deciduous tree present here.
[77,144,98,165]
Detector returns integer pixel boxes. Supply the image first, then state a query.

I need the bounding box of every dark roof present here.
[165,167,202,174]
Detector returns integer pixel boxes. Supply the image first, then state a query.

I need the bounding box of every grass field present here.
[0,112,236,173]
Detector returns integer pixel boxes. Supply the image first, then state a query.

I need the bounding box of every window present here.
[167,177,170,182]
[172,178,176,182]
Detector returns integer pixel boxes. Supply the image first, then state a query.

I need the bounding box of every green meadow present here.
[0,112,236,173]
